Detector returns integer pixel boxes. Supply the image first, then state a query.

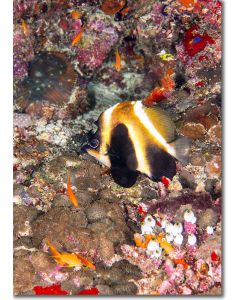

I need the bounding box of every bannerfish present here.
[82,100,189,188]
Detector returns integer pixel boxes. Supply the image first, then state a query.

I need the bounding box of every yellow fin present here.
[143,105,176,143]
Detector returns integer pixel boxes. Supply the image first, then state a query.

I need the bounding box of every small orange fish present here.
[67,174,79,208]
[114,48,122,72]
[21,19,30,36]
[47,240,82,267]
[71,26,85,46]
[71,10,81,20]
[76,253,96,270]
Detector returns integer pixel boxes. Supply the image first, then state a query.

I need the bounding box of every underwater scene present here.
[13,0,222,296]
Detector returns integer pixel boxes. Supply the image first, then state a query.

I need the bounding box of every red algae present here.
[143,69,175,106]
[183,26,215,57]
[211,251,220,262]
[77,287,99,295]
[161,176,171,188]
[33,284,69,295]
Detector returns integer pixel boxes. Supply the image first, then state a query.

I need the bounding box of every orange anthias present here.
[71,10,81,20]
[67,175,79,208]
[47,241,96,270]
[21,19,30,36]
[114,48,122,72]
[47,240,82,268]
[71,26,85,46]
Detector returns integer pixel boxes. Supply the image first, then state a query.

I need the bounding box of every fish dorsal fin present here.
[142,105,176,143]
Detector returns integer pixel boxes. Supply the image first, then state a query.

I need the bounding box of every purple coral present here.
[13,27,34,80]
[76,16,119,70]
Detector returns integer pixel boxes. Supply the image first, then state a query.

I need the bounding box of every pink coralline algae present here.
[213,264,221,283]
[198,0,222,28]
[180,286,192,295]
[158,280,172,295]
[13,0,37,21]
[13,26,34,80]
[184,221,197,234]
[151,2,163,25]
[76,17,119,70]
[164,260,175,276]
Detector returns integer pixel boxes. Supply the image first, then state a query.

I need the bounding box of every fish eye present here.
[89,139,99,149]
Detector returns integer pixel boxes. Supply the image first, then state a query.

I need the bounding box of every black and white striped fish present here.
[82,100,189,188]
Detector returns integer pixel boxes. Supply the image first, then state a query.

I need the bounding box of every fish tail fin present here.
[76,254,96,270]
[169,136,190,165]
[76,253,88,264]
[67,173,71,187]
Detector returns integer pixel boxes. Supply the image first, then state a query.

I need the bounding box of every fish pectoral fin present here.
[169,136,190,165]
[110,166,138,188]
